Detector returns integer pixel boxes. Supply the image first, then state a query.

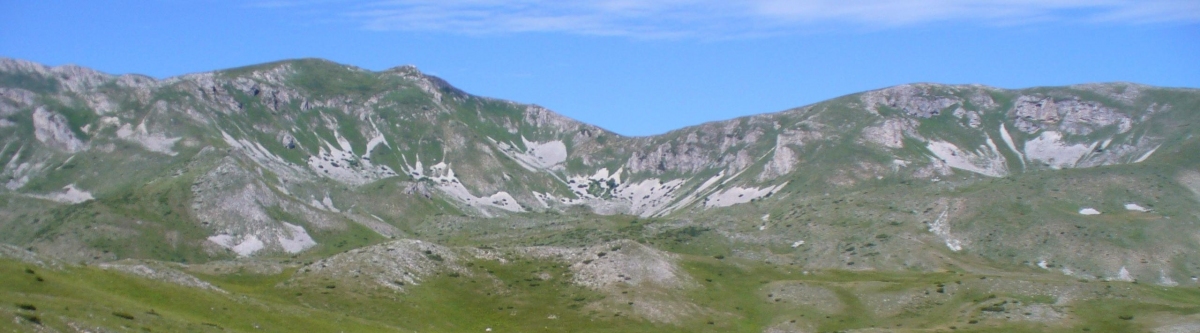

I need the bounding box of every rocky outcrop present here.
[290,239,472,291]
[32,107,87,152]
[863,118,919,149]
[1012,95,1131,135]
[861,84,960,118]
[190,157,333,257]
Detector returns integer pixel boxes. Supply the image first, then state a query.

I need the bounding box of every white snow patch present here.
[3,146,46,190]
[208,234,266,257]
[364,134,389,159]
[32,184,94,204]
[659,171,725,214]
[615,178,688,217]
[307,132,399,185]
[999,123,1026,168]
[560,168,687,217]
[310,199,328,211]
[1124,203,1149,212]
[928,208,962,252]
[553,167,744,217]
[1116,266,1134,282]
[1134,144,1161,163]
[55,155,76,171]
[532,191,552,209]
[564,167,624,199]
[492,136,568,171]
[364,119,390,159]
[322,195,340,213]
[1024,131,1096,169]
[1159,270,1178,287]
[402,155,524,215]
[222,131,310,181]
[277,222,317,254]
[1078,208,1101,215]
[925,137,1008,177]
[704,183,787,208]
[116,122,181,156]
[692,171,726,193]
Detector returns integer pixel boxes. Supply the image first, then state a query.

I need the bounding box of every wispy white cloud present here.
[264,0,1200,38]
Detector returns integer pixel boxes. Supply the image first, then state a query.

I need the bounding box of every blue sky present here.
[1,1,1197,136]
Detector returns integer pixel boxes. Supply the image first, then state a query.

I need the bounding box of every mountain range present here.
[2,57,1199,332]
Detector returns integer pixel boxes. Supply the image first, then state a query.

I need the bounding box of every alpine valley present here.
[2,57,1200,332]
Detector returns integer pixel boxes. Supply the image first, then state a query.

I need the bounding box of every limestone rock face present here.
[861,84,962,118]
[32,107,87,152]
[1013,95,1131,135]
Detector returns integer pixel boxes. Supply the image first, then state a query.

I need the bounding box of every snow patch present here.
[1134,144,1161,163]
[615,178,688,217]
[1159,270,1178,287]
[1078,208,1101,215]
[925,137,1008,177]
[557,168,692,217]
[1115,266,1134,282]
[277,222,317,253]
[1024,131,1095,169]
[363,119,390,158]
[306,131,399,185]
[222,131,311,181]
[999,123,1026,168]
[564,168,624,199]
[492,136,568,171]
[1124,203,1149,212]
[660,170,725,214]
[322,195,340,213]
[208,234,266,257]
[704,183,787,208]
[402,155,524,215]
[32,184,94,204]
[116,122,181,156]
[928,208,962,252]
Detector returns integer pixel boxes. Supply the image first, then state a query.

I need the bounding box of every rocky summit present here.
[2,57,1199,332]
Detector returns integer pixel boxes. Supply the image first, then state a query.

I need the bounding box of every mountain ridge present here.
[8,56,1197,137]
[3,56,1200,332]
[1,56,1198,278]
